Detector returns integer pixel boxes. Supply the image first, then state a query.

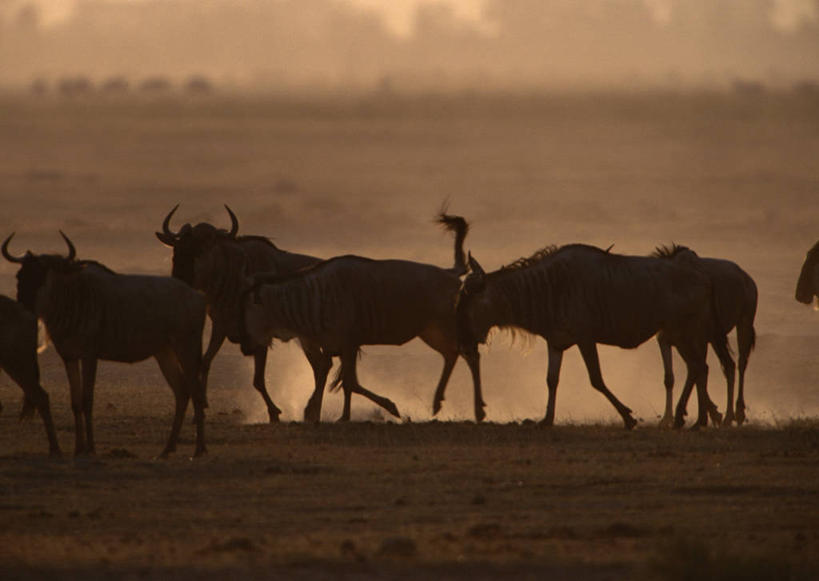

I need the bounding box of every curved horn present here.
[224,204,239,237]
[161,204,181,239]
[1,233,25,263]
[59,230,76,261]
[467,252,485,277]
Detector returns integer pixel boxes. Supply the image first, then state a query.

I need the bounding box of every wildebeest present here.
[796,240,819,307]
[653,244,757,426]
[238,215,481,422]
[156,205,326,422]
[0,294,60,456]
[3,231,207,457]
[454,244,726,429]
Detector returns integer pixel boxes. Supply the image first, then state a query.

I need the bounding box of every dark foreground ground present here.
[1,412,817,580]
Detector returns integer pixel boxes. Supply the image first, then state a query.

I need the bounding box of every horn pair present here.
[2,231,76,263]
[160,204,239,241]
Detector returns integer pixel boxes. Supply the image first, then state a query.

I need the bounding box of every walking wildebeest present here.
[156,205,323,422]
[3,231,207,457]
[796,240,819,307]
[238,217,481,422]
[0,294,61,455]
[653,244,757,426]
[453,244,726,429]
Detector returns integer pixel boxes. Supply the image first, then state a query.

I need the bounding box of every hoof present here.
[623,416,638,430]
[474,408,486,423]
[537,418,554,428]
[735,408,746,425]
[657,417,673,429]
[432,399,442,416]
[382,400,401,418]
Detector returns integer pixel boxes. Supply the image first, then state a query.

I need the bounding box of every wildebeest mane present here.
[652,243,695,259]
[236,234,280,250]
[76,259,116,275]
[498,245,560,273]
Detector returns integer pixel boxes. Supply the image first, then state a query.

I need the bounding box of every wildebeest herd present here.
[1,205,817,458]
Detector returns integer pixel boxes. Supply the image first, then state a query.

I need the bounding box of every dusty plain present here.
[1,92,818,579]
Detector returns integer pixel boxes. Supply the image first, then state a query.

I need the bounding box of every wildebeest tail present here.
[437,211,469,276]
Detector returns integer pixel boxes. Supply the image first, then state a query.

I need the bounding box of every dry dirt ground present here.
[1,406,818,580]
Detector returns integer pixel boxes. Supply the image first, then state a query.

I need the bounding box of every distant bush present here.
[185,75,213,94]
[100,77,130,93]
[29,78,48,96]
[57,76,93,97]
[139,76,172,92]
[732,79,766,96]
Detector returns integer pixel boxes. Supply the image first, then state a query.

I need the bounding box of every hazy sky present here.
[8,0,818,34]
[2,0,818,89]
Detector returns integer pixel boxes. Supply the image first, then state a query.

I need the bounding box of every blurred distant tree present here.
[29,77,48,96]
[185,75,213,94]
[100,76,130,93]
[58,76,93,97]
[139,77,173,92]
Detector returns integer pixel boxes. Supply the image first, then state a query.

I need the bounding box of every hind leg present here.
[540,345,563,427]
[735,322,754,425]
[577,342,637,429]
[657,335,675,428]
[302,340,332,423]
[337,348,400,421]
[711,337,735,426]
[5,363,61,456]
[253,348,282,423]
[155,349,192,458]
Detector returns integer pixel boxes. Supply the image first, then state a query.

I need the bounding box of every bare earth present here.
[1,409,818,580]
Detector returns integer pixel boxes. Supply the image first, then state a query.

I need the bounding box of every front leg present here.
[578,342,637,430]
[253,348,281,423]
[201,324,226,391]
[461,347,485,423]
[540,344,563,427]
[63,358,87,455]
[81,358,98,455]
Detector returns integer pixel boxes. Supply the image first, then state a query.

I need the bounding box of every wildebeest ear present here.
[467,252,486,277]
[155,231,176,247]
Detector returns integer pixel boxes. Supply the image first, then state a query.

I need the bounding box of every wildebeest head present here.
[155,204,239,286]
[455,253,492,354]
[795,240,819,305]
[2,231,77,312]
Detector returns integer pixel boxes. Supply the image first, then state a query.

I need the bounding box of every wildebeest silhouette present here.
[3,232,207,457]
[653,244,757,426]
[796,240,819,306]
[238,214,478,422]
[157,204,326,422]
[454,244,726,429]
